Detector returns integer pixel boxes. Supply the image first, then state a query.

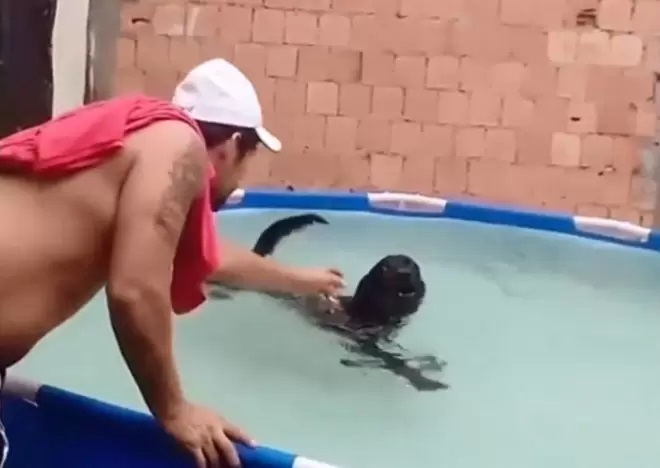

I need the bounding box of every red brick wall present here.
[115,0,659,224]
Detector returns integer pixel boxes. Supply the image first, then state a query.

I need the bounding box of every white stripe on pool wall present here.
[293,456,340,468]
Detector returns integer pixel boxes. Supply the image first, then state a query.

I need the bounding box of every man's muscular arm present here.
[106,121,207,421]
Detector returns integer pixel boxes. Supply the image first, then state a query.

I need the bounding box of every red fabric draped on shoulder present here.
[0,94,220,314]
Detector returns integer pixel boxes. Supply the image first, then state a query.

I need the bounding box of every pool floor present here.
[13,209,660,467]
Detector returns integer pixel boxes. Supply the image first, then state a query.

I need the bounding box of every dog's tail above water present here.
[252,213,329,257]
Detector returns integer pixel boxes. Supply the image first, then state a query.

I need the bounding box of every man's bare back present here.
[0,121,192,369]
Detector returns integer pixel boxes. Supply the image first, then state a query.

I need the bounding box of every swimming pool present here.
[3,189,660,468]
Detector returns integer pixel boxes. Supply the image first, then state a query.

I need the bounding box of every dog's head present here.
[347,254,426,330]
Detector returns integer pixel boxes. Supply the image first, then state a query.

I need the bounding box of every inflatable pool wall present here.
[0,376,337,468]
[2,188,659,468]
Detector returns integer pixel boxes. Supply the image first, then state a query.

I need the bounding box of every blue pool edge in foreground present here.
[1,189,659,468]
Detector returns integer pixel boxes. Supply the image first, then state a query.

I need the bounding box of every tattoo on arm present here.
[154,140,206,246]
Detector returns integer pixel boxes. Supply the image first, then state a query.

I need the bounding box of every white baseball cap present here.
[172,58,281,152]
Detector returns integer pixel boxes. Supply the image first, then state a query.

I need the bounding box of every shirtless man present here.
[0,58,345,468]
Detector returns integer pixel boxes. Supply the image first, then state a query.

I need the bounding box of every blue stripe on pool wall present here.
[223,189,660,252]
[1,384,309,468]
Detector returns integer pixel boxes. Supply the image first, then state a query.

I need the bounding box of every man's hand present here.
[289,267,346,296]
[162,402,255,468]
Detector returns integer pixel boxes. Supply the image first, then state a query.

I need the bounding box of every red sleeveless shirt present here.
[0,94,220,314]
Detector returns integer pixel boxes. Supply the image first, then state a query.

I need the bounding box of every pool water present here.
[13,209,660,468]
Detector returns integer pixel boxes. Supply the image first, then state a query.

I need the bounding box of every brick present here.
[422,125,453,158]
[120,2,154,38]
[370,153,403,188]
[622,68,655,102]
[114,68,145,95]
[450,22,510,62]
[598,0,633,32]
[116,38,136,69]
[394,56,426,89]
[596,100,634,134]
[456,127,486,158]
[253,9,285,44]
[557,65,587,99]
[169,38,201,74]
[328,50,361,84]
[612,135,641,175]
[219,6,253,43]
[357,118,391,152]
[434,158,468,195]
[610,208,642,224]
[581,134,613,169]
[265,0,297,8]
[297,46,329,81]
[521,63,558,98]
[254,77,275,114]
[339,84,371,117]
[348,15,381,51]
[458,57,489,92]
[285,12,318,45]
[233,43,266,81]
[585,66,621,101]
[517,129,552,164]
[400,158,435,194]
[361,52,395,86]
[500,0,533,26]
[336,153,371,191]
[144,69,179,99]
[427,56,459,90]
[484,129,516,163]
[136,35,169,72]
[391,122,423,155]
[645,38,660,73]
[576,204,609,217]
[502,96,534,128]
[501,0,565,28]
[185,5,219,37]
[307,82,338,115]
[508,27,548,64]
[325,116,358,153]
[551,132,581,167]
[577,30,611,65]
[490,61,526,95]
[468,91,501,127]
[635,106,657,137]
[319,14,350,47]
[396,19,449,55]
[403,89,438,123]
[291,115,326,151]
[463,0,500,22]
[399,0,462,20]
[566,101,597,134]
[266,46,298,78]
[547,30,578,64]
[608,35,643,67]
[437,91,469,125]
[198,37,234,62]
[152,4,185,36]
[333,0,399,15]
[372,86,404,119]
[533,97,569,131]
[274,79,306,115]
[633,1,660,35]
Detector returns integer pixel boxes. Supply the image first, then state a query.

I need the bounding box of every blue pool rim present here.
[1,189,659,468]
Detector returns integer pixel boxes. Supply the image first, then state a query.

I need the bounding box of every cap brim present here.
[255,126,282,153]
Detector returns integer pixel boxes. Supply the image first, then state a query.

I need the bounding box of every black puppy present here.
[209,214,448,391]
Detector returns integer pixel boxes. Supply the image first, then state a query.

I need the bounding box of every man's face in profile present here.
[208,135,252,212]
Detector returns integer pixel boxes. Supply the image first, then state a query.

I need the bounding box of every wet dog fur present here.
[208,214,448,391]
